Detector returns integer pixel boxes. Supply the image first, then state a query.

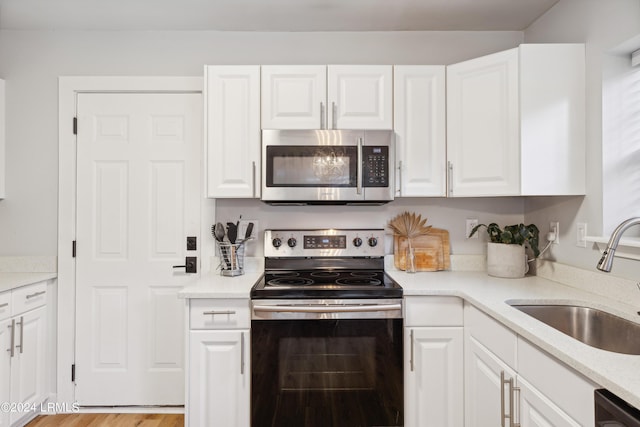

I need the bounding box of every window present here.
[602,48,640,236]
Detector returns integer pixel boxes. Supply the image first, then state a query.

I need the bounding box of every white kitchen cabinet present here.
[464,304,595,427]
[0,282,48,427]
[0,78,5,198]
[261,65,327,129]
[464,303,517,427]
[517,337,595,426]
[205,65,260,198]
[518,376,581,427]
[328,65,393,130]
[9,306,47,426]
[404,297,463,427]
[447,44,585,197]
[187,299,250,427]
[393,66,446,197]
[261,65,393,130]
[0,317,10,427]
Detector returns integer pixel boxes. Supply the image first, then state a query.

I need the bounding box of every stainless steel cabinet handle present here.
[320,102,325,129]
[448,161,453,196]
[512,384,521,427]
[409,329,414,372]
[16,316,23,354]
[0,302,8,309]
[252,161,257,198]
[357,137,363,195]
[500,371,507,427]
[397,161,403,196]
[253,303,402,314]
[26,290,46,300]
[7,319,15,357]
[501,371,518,427]
[203,310,237,316]
[240,332,245,375]
[332,102,337,129]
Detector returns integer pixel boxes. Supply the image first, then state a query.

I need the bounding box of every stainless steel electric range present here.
[250,229,403,427]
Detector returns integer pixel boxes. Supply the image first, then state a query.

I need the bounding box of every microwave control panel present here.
[362,146,389,187]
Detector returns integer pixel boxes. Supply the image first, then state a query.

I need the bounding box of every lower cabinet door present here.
[517,376,581,427]
[9,306,47,426]
[0,318,11,427]
[464,333,517,427]
[188,329,250,427]
[405,327,463,427]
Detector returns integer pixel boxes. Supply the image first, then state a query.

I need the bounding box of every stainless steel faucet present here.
[597,217,640,272]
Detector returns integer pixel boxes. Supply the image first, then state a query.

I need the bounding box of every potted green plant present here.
[469,223,540,278]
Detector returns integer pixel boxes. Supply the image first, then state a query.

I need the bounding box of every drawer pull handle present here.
[16,317,24,354]
[0,303,8,309]
[240,332,245,375]
[7,319,15,357]
[26,291,46,300]
[203,310,236,316]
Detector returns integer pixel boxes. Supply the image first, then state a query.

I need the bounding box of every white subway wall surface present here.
[215,198,525,258]
[524,0,640,281]
[0,30,524,256]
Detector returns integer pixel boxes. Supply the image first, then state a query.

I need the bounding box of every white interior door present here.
[75,92,202,405]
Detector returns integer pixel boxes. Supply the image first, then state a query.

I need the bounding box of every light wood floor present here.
[25,413,184,427]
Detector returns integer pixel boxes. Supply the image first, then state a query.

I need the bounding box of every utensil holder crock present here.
[217,242,245,276]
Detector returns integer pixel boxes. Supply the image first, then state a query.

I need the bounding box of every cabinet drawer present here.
[11,281,47,315]
[464,303,517,369]
[190,299,250,330]
[0,291,10,320]
[405,296,463,327]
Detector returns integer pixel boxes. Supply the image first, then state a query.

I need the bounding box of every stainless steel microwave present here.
[261,129,395,205]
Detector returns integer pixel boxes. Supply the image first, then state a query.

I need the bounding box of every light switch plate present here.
[576,223,587,248]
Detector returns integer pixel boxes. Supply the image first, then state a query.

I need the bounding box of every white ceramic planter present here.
[486,242,529,278]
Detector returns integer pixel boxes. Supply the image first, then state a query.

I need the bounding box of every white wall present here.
[0,29,523,257]
[524,0,640,280]
[216,197,526,258]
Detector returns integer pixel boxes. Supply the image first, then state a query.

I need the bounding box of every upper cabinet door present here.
[205,66,260,198]
[328,65,393,130]
[447,48,520,197]
[394,66,446,197]
[261,65,327,129]
[519,44,585,196]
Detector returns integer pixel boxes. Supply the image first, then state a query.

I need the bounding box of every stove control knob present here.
[272,238,282,248]
[287,237,297,248]
[353,237,363,247]
[368,237,378,247]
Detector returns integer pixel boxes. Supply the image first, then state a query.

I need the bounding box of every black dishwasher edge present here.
[595,389,640,426]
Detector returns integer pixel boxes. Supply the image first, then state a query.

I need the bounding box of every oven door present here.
[261,129,394,204]
[251,299,403,427]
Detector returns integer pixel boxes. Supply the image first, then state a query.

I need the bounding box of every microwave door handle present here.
[357,137,363,195]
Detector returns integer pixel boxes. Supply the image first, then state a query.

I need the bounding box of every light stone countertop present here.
[179,265,640,410]
[0,272,58,294]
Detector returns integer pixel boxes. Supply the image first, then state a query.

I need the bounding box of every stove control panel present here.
[265,229,385,258]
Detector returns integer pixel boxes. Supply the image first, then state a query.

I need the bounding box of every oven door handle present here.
[253,303,402,313]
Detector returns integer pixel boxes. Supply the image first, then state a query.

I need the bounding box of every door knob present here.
[173,256,197,274]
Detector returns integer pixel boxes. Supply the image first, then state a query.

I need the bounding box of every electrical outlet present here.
[576,222,587,248]
[466,219,479,239]
[238,220,258,241]
[550,221,560,244]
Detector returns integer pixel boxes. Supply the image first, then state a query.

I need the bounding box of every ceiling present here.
[0,0,559,32]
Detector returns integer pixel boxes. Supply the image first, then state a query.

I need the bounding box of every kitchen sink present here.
[509,303,640,355]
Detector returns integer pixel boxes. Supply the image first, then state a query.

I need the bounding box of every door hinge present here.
[73,117,77,135]
[72,241,76,258]
[71,364,76,382]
